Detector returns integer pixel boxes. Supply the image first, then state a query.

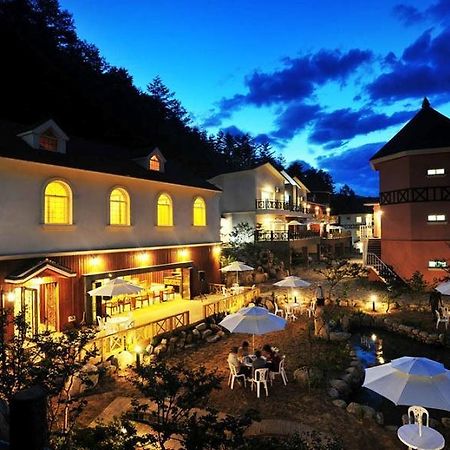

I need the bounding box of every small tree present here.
[406,271,428,306]
[131,360,254,450]
[315,256,366,301]
[0,309,98,448]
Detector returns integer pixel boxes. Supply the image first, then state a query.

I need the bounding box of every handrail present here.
[254,230,319,242]
[203,287,260,318]
[89,310,190,360]
[366,252,404,284]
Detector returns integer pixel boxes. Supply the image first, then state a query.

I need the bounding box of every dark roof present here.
[5,258,76,283]
[0,120,220,191]
[370,98,450,161]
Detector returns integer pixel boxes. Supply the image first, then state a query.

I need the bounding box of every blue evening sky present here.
[60,0,450,195]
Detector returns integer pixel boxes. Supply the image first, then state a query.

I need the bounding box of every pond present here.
[350,328,450,426]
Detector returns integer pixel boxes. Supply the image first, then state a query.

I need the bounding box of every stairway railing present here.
[366,252,404,284]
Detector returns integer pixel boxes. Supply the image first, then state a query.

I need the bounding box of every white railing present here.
[359,225,373,241]
[366,252,402,283]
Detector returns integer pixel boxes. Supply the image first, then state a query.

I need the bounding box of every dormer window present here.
[149,155,161,171]
[39,129,58,151]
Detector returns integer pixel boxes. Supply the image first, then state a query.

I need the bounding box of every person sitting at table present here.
[251,350,267,370]
[227,346,250,378]
[262,344,281,372]
[238,341,250,359]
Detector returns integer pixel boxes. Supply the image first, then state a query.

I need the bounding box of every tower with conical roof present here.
[370,98,450,282]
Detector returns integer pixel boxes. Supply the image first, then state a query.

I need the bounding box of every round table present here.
[397,424,445,450]
[285,302,301,320]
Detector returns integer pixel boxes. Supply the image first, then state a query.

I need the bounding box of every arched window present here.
[109,188,130,225]
[44,180,72,224]
[149,155,160,171]
[193,197,206,226]
[157,193,173,226]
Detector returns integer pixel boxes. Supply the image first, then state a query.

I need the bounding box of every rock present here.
[169,336,178,344]
[329,379,350,397]
[441,417,450,429]
[145,344,154,355]
[332,399,347,409]
[293,366,323,387]
[217,330,226,337]
[185,333,193,344]
[346,402,363,418]
[210,324,221,333]
[419,331,429,340]
[327,388,340,399]
[349,350,356,357]
[360,405,376,420]
[154,344,167,355]
[340,374,354,385]
[184,344,197,349]
[412,328,421,336]
[192,329,201,339]
[195,323,207,332]
[206,334,221,344]
[329,332,351,342]
[375,412,384,425]
[439,334,446,344]
[201,329,213,339]
[428,333,439,342]
[160,338,168,345]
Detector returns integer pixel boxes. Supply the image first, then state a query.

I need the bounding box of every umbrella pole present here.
[252,334,255,352]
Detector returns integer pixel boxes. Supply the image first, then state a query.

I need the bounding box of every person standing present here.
[429,289,443,319]
[315,284,325,305]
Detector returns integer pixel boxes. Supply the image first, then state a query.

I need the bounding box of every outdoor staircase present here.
[366,252,405,287]
[367,238,381,258]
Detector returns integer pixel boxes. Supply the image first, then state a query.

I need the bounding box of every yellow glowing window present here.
[193,197,206,226]
[110,188,130,225]
[149,155,160,171]
[44,180,72,224]
[157,193,173,226]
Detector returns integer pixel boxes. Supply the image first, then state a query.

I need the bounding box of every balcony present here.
[254,229,319,242]
[255,199,307,213]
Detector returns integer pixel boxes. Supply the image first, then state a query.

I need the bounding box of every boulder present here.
[419,331,429,340]
[154,344,167,356]
[201,329,213,339]
[375,412,384,426]
[327,388,340,399]
[439,334,446,345]
[169,336,178,344]
[329,332,351,342]
[441,417,450,429]
[195,323,207,332]
[185,333,193,344]
[332,399,347,409]
[360,405,376,420]
[210,324,221,333]
[329,379,350,397]
[217,330,226,337]
[206,334,221,344]
[192,329,201,340]
[346,402,363,418]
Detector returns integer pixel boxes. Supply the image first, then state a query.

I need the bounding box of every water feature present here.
[350,328,450,425]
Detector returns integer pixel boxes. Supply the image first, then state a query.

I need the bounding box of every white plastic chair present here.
[274,302,284,317]
[96,316,106,331]
[408,405,429,437]
[250,368,269,398]
[285,304,297,321]
[228,363,246,390]
[307,301,315,318]
[270,356,288,386]
[436,310,449,330]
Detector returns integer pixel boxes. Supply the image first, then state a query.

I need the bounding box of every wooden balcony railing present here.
[255,230,319,242]
[203,287,260,318]
[89,310,190,360]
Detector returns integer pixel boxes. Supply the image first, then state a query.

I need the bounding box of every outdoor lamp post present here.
[371,294,377,312]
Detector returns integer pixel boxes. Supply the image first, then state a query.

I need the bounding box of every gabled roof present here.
[17,118,69,141]
[370,98,450,163]
[0,119,220,191]
[5,258,76,284]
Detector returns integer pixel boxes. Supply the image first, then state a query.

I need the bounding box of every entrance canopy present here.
[5,258,76,284]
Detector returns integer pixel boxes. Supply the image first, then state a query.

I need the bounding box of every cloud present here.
[393,1,450,26]
[308,107,412,146]
[317,142,382,196]
[273,102,321,139]
[205,48,373,127]
[367,27,450,102]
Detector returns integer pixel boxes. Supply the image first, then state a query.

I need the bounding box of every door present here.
[21,288,39,336]
[41,282,59,331]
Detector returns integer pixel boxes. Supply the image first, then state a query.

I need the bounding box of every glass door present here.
[21,288,39,336]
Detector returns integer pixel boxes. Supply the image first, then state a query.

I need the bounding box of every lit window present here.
[44,180,72,224]
[193,197,206,226]
[157,193,173,226]
[39,130,58,151]
[427,168,445,176]
[109,188,130,225]
[149,155,160,171]
[356,216,362,223]
[428,214,446,222]
[428,260,447,269]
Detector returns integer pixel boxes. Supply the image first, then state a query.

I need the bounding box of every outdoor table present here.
[397,424,445,450]
[285,302,301,320]
[105,316,130,332]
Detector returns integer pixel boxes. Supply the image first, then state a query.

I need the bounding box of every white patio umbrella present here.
[274,276,311,303]
[220,261,254,285]
[363,356,450,411]
[88,277,144,297]
[436,281,450,296]
[219,305,287,350]
[287,220,302,226]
